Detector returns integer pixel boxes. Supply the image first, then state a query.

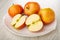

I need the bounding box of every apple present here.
[28,21,43,32]
[38,8,55,24]
[26,14,43,32]
[24,2,40,16]
[11,14,27,30]
[8,4,23,17]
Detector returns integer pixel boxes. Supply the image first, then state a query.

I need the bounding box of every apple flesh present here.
[26,14,43,32]
[11,14,27,30]
[24,2,40,16]
[26,14,40,25]
[15,15,27,29]
[11,14,21,26]
[28,21,43,32]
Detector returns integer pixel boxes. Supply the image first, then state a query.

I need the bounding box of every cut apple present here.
[28,21,43,32]
[26,14,41,25]
[11,14,27,30]
[26,14,43,32]
[11,14,21,26]
[15,15,27,29]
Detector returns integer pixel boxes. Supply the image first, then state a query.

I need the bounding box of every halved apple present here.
[26,14,40,25]
[11,14,21,26]
[11,14,27,30]
[26,14,43,32]
[28,21,43,32]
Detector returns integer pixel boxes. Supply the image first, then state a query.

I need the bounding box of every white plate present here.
[3,0,57,37]
[3,14,57,37]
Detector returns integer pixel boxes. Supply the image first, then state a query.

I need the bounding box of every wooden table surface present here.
[0,0,60,40]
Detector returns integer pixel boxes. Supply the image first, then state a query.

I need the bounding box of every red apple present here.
[8,4,23,17]
[24,2,40,16]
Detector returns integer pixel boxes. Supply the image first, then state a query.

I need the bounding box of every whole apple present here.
[24,2,40,16]
[38,8,55,24]
[8,4,23,17]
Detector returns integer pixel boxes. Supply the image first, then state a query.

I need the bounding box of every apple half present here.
[11,14,27,30]
[26,14,43,32]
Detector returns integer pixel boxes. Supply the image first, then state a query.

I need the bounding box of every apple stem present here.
[26,7,29,10]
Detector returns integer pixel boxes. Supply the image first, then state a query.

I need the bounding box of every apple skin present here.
[16,23,26,30]
[24,2,40,16]
[8,4,23,17]
[38,8,55,24]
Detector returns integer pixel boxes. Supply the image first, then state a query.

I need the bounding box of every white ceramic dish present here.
[3,14,57,37]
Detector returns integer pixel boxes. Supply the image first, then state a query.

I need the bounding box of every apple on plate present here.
[11,14,27,30]
[24,2,40,16]
[38,8,55,24]
[26,14,43,32]
[8,4,23,17]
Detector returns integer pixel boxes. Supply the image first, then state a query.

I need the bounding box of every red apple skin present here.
[16,23,26,30]
[8,4,23,17]
[24,2,40,16]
